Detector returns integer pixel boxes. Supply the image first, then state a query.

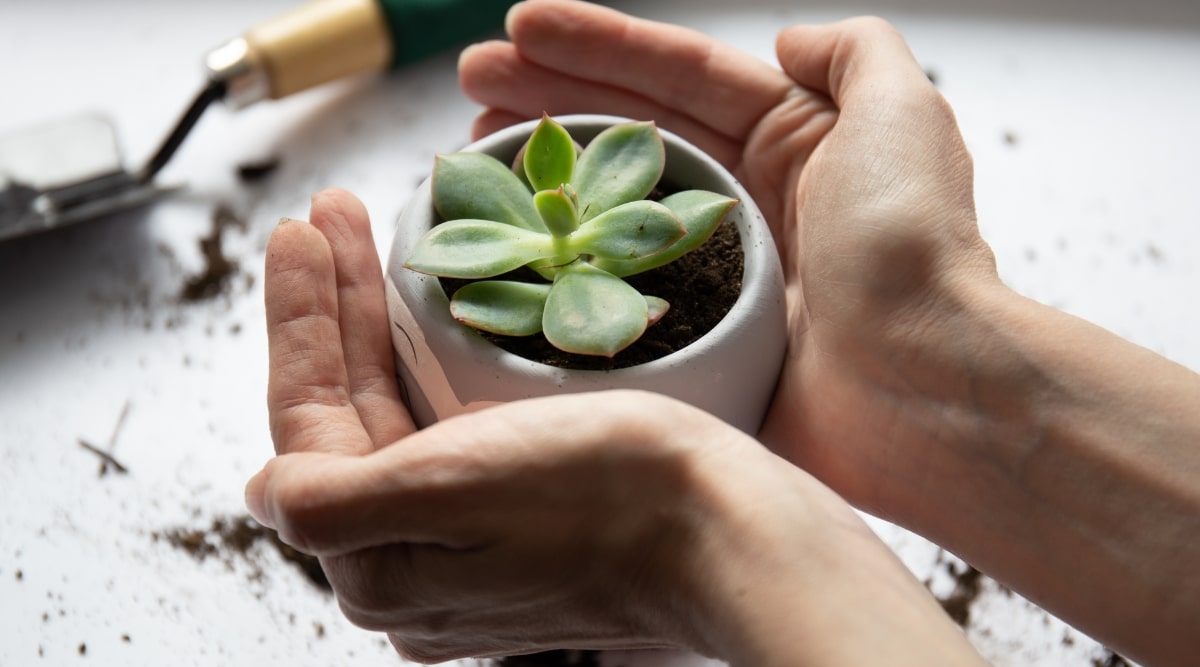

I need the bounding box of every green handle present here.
[378,0,519,69]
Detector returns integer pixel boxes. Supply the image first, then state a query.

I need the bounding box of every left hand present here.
[250,189,753,660]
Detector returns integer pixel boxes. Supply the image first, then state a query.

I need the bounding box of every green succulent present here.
[405,115,737,357]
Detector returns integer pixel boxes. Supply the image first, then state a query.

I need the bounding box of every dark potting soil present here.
[440,217,744,371]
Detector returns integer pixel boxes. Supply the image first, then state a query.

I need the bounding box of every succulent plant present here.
[405,115,737,357]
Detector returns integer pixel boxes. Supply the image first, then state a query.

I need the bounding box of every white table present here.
[2,1,1197,664]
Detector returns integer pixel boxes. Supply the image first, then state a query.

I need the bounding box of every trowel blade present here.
[0,114,171,241]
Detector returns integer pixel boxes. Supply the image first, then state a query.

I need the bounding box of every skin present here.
[248,1,1200,665]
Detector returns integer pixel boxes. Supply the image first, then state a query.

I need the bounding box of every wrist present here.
[672,433,985,666]
[846,279,1200,665]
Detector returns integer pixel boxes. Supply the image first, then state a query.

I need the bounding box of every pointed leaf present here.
[569,200,684,261]
[573,121,664,222]
[433,153,545,232]
[450,281,551,336]
[542,263,648,357]
[405,220,554,279]
[645,296,670,325]
[533,187,579,238]
[523,115,577,192]
[592,190,737,277]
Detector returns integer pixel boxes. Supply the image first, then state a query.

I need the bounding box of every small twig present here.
[80,400,133,476]
[78,439,129,475]
[108,400,132,446]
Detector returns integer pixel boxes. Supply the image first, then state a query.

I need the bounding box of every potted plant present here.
[384,114,787,433]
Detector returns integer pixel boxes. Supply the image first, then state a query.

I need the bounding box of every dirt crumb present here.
[924,552,985,627]
[154,515,330,592]
[236,157,281,183]
[180,204,246,303]
[1093,649,1132,666]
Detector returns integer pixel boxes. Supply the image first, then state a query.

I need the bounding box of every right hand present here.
[460,1,1002,514]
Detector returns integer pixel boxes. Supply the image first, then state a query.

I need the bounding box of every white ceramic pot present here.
[385,115,788,434]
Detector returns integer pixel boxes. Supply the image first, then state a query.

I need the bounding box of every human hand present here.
[251,187,732,659]
[249,190,985,664]
[459,1,1002,514]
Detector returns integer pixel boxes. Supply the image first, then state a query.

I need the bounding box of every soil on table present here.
[179,204,247,303]
[155,514,330,592]
[440,216,744,371]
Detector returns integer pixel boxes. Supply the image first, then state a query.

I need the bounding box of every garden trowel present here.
[0,0,517,242]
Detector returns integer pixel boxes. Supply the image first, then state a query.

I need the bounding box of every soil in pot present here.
[439,216,744,371]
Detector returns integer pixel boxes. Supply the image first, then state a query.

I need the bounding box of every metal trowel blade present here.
[0,114,173,242]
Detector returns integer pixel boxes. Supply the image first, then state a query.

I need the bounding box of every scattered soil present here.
[1093,650,1132,667]
[496,650,601,666]
[180,204,246,303]
[154,515,330,593]
[440,216,743,371]
[939,563,983,626]
[236,157,281,183]
[925,551,986,627]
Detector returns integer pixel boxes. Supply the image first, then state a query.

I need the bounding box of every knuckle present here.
[331,547,439,629]
[265,464,335,554]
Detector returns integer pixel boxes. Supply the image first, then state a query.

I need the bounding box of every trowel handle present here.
[206,0,517,109]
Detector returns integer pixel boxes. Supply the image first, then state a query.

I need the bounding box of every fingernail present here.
[245,469,274,528]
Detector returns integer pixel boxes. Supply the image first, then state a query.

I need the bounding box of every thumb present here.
[775,17,933,109]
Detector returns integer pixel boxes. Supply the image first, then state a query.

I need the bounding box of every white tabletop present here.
[2,1,1197,665]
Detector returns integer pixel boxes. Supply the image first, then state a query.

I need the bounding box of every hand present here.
[248,190,985,665]
[461,5,1200,666]
[459,1,1000,514]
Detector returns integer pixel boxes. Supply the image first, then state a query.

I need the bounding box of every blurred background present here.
[1,1,1197,664]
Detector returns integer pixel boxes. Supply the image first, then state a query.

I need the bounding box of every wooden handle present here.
[244,0,392,100]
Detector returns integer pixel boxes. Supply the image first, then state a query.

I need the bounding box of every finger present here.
[264,219,374,457]
[248,391,690,556]
[502,0,794,141]
[458,40,744,169]
[470,107,530,141]
[776,17,936,110]
[775,18,975,215]
[307,189,414,449]
[245,445,491,553]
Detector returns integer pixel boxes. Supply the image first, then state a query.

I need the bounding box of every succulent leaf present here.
[524,115,577,192]
[433,153,545,233]
[569,200,684,260]
[450,281,551,336]
[543,262,649,357]
[406,220,554,279]
[533,187,580,238]
[645,296,670,325]
[573,121,664,222]
[592,190,736,277]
